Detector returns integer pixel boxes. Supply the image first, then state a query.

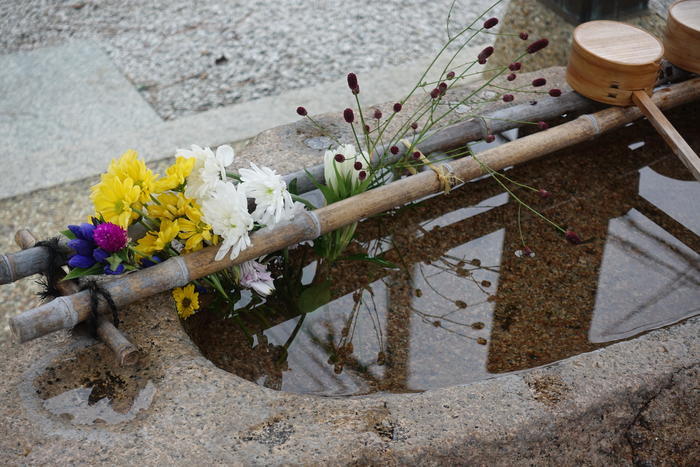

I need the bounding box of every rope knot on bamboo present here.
[401,140,461,194]
[34,237,69,300]
[80,279,120,333]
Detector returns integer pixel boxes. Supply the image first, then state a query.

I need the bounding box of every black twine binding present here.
[80,279,120,335]
[34,237,68,300]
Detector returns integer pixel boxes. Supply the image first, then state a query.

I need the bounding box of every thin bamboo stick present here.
[0,66,689,286]
[14,229,140,366]
[9,77,700,344]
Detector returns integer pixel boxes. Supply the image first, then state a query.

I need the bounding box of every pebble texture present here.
[0,0,506,120]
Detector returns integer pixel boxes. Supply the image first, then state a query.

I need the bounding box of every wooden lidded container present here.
[663,0,700,74]
[566,20,663,106]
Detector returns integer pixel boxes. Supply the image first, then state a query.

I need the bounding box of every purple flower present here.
[347,73,359,94]
[565,229,583,244]
[483,17,499,29]
[93,248,110,263]
[104,263,125,275]
[68,223,95,242]
[527,38,549,54]
[68,238,94,257]
[93,222,128,253]
[240,260,275,296]
[68,254,96,269]
[140,256,162,268]
[343,108,354,123]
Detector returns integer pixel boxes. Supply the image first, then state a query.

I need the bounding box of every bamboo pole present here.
[14,229,140,365]
[0,66,689,286]
[9,77,700,344]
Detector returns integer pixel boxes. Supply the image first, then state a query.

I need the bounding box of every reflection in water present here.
[184,103,700,396]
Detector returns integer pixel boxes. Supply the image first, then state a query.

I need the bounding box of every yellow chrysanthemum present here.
[147,192,193,221]
[90,176,142,228]
[178,204,215,253]
[154,156,195,193]
[172,284,199,319]
[105,150,158,203]
[134,219,180,255]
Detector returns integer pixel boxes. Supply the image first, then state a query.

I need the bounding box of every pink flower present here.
[240,260,275,296]
[93,222,128,253]
[565,229,583,244]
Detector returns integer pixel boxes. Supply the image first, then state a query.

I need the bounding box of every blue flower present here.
[68,223,96,242]
[93,248,110,263]
[104,263,125,275]
[68,254,96,269]
[67,238,94,257]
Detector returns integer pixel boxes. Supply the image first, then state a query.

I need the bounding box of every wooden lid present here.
[573,21,663,67]
[670,0,700,32]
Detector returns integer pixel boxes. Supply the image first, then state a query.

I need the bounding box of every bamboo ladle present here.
[566,20,700,181]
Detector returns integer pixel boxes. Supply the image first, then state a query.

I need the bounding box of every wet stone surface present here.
[34,339,160,425]
[184,102,700,397]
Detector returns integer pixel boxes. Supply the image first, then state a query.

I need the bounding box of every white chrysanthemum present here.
[240,260,275,296]
[323,144,365,195]
[180,144,235,202]
[239,162,294,226]
[200,181,254,261]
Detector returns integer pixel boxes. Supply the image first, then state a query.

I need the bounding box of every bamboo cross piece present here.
[14,229,140,365]
[9,77,700,344]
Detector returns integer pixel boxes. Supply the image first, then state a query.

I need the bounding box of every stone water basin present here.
[184,103,700,397]
[3,74,698,464]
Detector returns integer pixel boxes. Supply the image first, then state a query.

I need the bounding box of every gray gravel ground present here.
[0,0,505,120]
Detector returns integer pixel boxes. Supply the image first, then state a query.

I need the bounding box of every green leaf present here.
[106,254,123,271]
[63,263,103,280]
[338,253,398,269]
[298,280,331,314]
[288,177,299,196]
[61,229,76,240]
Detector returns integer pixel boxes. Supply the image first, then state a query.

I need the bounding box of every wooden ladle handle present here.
[632,90,700,181]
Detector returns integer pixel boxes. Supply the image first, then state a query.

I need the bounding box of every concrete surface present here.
[0,67,697,464]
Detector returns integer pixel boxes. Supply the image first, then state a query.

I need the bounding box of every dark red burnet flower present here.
[373,108,382,119]
[477,46,494,64]
[390,145,400,155]
[411,122,418,130]
[358,170,367,181]
[565,229,583,244]
[430,88,441,99]
[485,134,495,143]
[519,32,529,40]
[296,106,307,116]
[502,94,514,102]
[483,17,499,29]
[363,124,370,133]
[548,88,562,97]
[334,153,345,162]
[347,72,359,94]
[537,121,549,130]
[537,188,551,198]
[523,246,534,257]
[343,108,354,123]
[412,151,421,160]
[532,77,546,87]
[393,102,402,112]
[509,62,522,71]
[446,71,456,80]
[526,38,549,54]
[354,161,363,170]
[507,73,517,81]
